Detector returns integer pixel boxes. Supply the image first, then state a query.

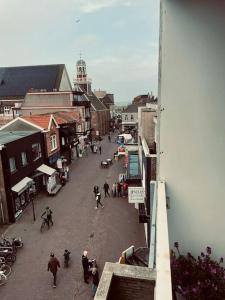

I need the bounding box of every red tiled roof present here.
[53,111,81,124]
[21,115,51,130]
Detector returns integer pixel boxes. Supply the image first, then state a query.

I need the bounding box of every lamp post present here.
[28,184,36,222]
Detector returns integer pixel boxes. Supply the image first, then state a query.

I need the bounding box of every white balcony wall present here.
[158,0,225,257]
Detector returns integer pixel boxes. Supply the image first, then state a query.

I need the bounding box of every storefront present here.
[11,177,34,219]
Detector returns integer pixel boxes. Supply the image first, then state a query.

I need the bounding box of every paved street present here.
[0,135,145,300]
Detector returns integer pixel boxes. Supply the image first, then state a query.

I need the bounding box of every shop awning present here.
[37,164,56,176]
[11,177,34,195]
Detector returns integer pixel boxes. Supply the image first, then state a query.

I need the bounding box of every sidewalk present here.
[0,135,145,300]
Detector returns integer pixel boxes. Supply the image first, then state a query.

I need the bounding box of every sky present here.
[0,0,160,104]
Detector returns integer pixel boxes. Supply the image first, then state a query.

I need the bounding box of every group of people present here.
[112,181,128,197]
[82,250,99,297]
[47,250,99,298]
[93,180,128,209]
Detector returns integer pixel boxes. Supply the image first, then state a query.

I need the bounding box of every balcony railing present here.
[152,180,173,300]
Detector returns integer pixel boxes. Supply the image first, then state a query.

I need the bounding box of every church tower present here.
[74,56,92,94]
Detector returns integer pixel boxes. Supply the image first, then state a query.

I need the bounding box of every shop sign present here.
[128,187,145,203]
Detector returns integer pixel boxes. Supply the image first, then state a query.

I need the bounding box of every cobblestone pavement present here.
[0,135,146,300]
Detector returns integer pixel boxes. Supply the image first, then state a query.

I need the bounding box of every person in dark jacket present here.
[47,253,60,287]
[42,207,53,228]
[91,267,99,297]
[117,182,122,197]
[99,145,102,155]
[82,250,90,283]
[103,182,110,197]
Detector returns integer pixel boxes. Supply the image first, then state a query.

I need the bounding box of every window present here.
[125,114,128,121]
[4,106,12,115]
[9,157,17,173]
[21,152,28,166]
[62,137,65,146]
[32,143,41,161]
[50,135,57,151]
[131,114,134,120]
[77,125,82,132]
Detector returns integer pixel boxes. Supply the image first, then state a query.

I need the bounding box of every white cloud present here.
[73,0,136,13]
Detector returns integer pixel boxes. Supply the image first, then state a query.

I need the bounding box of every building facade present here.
[158,0,225,259]
[0,130,44,223]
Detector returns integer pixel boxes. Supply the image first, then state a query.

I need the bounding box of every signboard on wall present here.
[128,187,145,203]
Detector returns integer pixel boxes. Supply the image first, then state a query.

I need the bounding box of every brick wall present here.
[45,126,60,158]
[108,275,154,300]
[0,153,9,224]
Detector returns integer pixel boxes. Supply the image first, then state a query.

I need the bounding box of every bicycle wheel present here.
[0,264,11,277]
[6,254,16,264]
[0,273,7,286]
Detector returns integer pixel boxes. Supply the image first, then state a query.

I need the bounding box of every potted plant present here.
[171,242,225,300]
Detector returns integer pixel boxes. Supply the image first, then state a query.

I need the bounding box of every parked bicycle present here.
[0,247,16,265]
[0,258,11,286]
[1,235,23,251]
[0,258,11,278]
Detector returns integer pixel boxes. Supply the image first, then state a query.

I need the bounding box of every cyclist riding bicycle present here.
[41,207,53,228]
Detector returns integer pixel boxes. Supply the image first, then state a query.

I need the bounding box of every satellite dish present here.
[75,19,80,23]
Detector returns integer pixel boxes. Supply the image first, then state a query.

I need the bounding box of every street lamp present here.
[28,184,36,222]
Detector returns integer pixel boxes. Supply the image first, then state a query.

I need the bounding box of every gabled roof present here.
[123,103,145,113]
[0,64,68,99]
[21,114,58,131]
[53,111,81,125]
[101,94,114,105]
[86,91,108,111]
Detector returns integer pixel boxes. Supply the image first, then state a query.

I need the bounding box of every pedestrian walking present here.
[90,144,94,153]
[112,183,117,197]
[108,134,111,142]
[103,182,110,197]
[91,267,99,297]
[82,250,90,284]
[117,182,122,197]
[41,206,53,228]
[93,185,99,198]
[95,192,104,209]
[47,253,60,288]
[99,145,102,155]
[123,181,128,197]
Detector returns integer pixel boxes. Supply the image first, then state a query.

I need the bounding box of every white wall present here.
[122,112,138,123]
[59,68,72,91]
[158,0,225,258]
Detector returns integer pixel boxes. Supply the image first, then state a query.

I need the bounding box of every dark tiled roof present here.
[0,64,68,99]
[123,103,144,113]
[86,92,107,111]
[101,94,114,106]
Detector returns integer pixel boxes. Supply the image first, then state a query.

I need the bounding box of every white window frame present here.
[125,114,128,121]
[130,114,134,120]
[61,137,65,146]
[77,125,82,132]
[4,106,12,115]
[21,151,28,166]
[50,134,57,151]
[9,157,17,173]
